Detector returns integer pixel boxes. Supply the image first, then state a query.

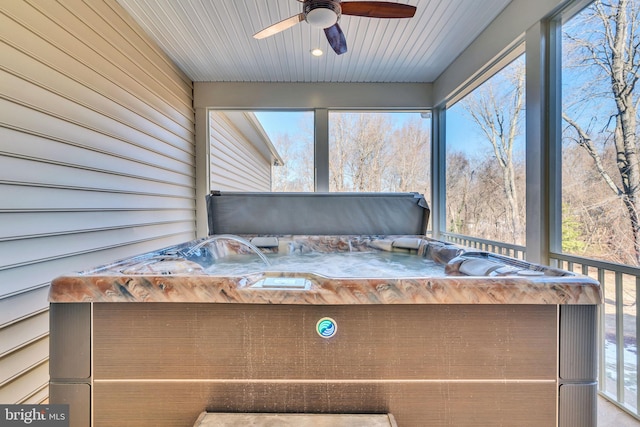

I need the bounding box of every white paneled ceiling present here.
[116,0,512,83]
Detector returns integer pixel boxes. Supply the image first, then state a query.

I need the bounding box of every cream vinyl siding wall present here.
[209,112,272,192]
[0,0,195,403]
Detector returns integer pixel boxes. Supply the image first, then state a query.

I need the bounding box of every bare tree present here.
[563,0,640,264]
[329,114,348,191]
[387,117,430,194]
[446,152,475,234]
[329,113,394,192]
[459,57,526,244]
[271,132,313,192]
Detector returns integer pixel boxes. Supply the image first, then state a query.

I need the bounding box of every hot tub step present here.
[193,412,398,427]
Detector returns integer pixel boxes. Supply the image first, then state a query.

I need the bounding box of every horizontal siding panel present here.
[0,336,48,385]
[211,141,271,182]
[0,311,48,356]
[210,157,270,190]
[210,147,271,188]
[0,266,52,303]
[211,115,270,164]
[1,1,193,128]
[0,127,193,187]
[210,145,270,182]
[0,156,192,198]
[0,108,195,179]
[1,40,193,146]
[65,0,193,102]
[211,168,271,191]
[211,168,270,191]
[1,100,194,176]
[210,114,272,191]
[0,288,49,328]
[0,210,194,241]
[20,383,48,404]
[0,361,48,404]
[211,146,270,180]
[210,164,270,191]
[86,0,192,88]
[210,131,271,174]
[0,232,195,300]
[0,184,194,211]
[0,71,194,164]
[31,0,193,115]
[0,222,195,270]
[210,173,270,192]
[0,265,58,303]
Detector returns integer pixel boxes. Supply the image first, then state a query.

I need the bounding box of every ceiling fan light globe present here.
[306,8,338,28]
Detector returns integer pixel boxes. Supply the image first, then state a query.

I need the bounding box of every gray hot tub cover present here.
[206,192,430,236]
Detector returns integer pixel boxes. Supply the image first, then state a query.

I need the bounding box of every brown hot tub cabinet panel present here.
[92,303,557,380]
[87,303,559,426]
[93,381,557,427]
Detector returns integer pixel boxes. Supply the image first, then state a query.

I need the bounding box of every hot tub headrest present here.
[206,192,430,236]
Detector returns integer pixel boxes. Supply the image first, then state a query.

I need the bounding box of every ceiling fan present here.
[253,1,417,55]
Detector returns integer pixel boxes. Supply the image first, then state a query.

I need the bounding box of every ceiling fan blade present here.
[341,2,416,18]
[324,23,347,55]
[253,13,305,39]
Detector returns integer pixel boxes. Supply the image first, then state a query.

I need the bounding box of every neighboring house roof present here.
[222,111,285,167]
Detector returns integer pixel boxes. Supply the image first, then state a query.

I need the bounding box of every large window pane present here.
[328,111,431,202]
[561,0,640,407]
[445,55,526,246]
[561,0,640,266]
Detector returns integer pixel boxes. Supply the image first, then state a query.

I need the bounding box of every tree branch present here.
[563,113,623,196]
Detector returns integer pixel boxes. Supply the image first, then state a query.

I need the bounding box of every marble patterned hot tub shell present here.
[49,234,600,306]
[48,193,602,427]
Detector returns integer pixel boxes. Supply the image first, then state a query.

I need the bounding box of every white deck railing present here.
[440,232,640,420]
[440,232,527,259]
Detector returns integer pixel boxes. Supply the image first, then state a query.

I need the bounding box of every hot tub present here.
[49,193,601,427]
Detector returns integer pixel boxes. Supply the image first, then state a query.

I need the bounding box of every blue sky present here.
[254,111,312,142]
[254,109,500,157]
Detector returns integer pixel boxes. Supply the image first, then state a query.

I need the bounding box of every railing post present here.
[598,268,606,393]
[637,276,640,412]
[616,272,625,403]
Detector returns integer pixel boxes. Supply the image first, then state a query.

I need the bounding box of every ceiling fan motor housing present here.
[304,0,342,28]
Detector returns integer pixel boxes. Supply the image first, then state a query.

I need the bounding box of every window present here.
[561,0,640,267]
[209,110,314,192]
[254,111,314,192]
[213,110,431,197]
[561,0,640,407]
[445,55,526,246]
[327,111,431,201]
